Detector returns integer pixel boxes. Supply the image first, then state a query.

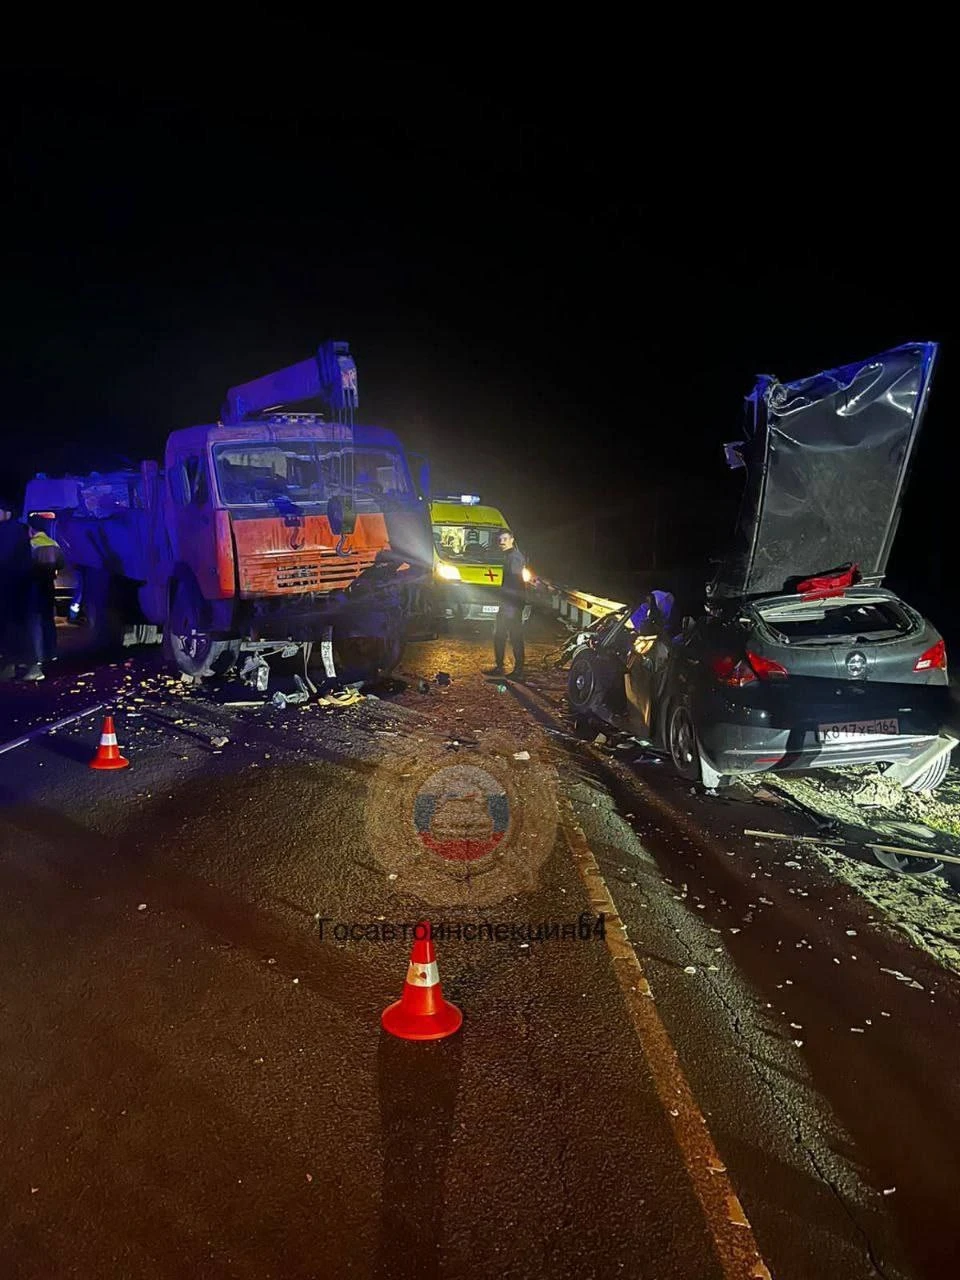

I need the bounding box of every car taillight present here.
[710,655,756,687]
[914,638,947,672]
[710,651,788,687]
[746,650,788,680]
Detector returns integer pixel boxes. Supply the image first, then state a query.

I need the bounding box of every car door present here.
[624,628,660,738]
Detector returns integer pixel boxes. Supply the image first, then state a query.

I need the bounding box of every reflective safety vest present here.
[30,530,63,569]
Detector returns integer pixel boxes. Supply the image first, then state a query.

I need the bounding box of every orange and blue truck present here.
[24,341,434,681]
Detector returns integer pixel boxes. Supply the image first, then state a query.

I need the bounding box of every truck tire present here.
[328,632,402,683]
[166,578,239,678]
[82,569,125,654]
[381,630,404,677]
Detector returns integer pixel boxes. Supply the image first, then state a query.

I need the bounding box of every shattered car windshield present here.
[213,442,412,507]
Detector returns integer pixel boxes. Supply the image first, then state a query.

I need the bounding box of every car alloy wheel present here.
[668,702,701,781]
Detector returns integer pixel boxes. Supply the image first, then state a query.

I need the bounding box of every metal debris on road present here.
[317,689,363,708]
[879,967,925,989]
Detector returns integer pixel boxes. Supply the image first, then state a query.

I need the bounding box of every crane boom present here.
[220,340,359,426]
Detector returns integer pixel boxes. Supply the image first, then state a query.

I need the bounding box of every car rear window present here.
[756,598,913,641]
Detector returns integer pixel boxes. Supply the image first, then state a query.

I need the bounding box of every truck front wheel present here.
[166,579,239,678]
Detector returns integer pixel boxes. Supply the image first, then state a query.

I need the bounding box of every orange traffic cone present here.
[381,921,462,1041]
[89,714,130,771]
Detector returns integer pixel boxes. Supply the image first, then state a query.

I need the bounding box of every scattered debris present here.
[513,751,531,761]
[879,967,925,989]
[436,671,451,686]
[240,655,271,692]
[317,689,363,709]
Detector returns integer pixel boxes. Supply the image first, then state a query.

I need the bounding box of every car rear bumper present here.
[698,721,942,775]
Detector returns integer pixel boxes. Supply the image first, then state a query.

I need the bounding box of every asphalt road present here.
[1,615,959,1279]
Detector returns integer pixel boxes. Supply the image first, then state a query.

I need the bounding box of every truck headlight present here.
[436,562,461,581]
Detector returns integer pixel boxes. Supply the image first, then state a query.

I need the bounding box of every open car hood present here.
[708,342,938,602]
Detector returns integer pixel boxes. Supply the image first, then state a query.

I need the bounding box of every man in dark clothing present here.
[23,514,64,680]
[484,529,526,679]
[0,495,31,680]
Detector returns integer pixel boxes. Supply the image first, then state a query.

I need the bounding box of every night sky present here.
[2,58,954,618]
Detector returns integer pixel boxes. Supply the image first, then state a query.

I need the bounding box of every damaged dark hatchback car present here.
[568,343,956,792]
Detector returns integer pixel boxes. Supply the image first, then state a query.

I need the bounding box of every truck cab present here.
[430,496,520,622]
[161,416,432,675]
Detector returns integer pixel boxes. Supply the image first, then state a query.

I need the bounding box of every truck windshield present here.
[433,524,507,562]
[213,442,412,507]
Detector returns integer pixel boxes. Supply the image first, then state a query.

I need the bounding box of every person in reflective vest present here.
[22,516,64,680]
[0,495,31,680]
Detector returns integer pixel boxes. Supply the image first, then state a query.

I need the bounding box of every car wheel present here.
[905,748,953,794]
[567,651,603,716]
[667,701,701,781]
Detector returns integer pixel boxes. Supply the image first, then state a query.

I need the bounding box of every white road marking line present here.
[559,797,773,1280]
[0,703,106,757]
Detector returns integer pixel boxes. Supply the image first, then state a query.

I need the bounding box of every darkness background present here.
[2,54,954,633]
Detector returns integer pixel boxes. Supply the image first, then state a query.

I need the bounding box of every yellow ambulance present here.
[430,495,516,622]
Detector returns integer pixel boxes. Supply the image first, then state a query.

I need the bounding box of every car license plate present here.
[482,605,499,614]
[818,718,899,743]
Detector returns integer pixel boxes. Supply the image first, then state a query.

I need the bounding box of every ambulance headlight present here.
[436,562,461,581]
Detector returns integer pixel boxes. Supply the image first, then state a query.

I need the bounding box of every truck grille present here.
[276,563,321,589]
[240,550,380,596]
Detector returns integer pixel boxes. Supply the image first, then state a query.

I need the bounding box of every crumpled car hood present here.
[708,342,938,602]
